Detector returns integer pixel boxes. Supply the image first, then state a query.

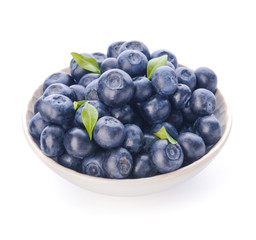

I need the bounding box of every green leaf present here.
[73,100,88,110]
[153,126,177,144]
[71,52,101,74]
[82,102,99,140]
[147,55,168,79]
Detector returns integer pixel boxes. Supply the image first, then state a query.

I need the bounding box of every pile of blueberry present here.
[29,40,222,179]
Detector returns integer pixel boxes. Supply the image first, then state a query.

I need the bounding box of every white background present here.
[0,0,255,239]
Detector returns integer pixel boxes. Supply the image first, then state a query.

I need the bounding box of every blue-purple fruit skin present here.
[40,125,65,157]
[82,152,106,177]
[104,147,133,179]
[63,127,97,159]
[74,100,110,128]
[29,112,48,139]
[139,94,171,124]
[110,105,135,124]
[97,69,135,108]
[190,88,216,116]
[34,96,43,114]
[166,110,184,130]
[176,67,197,91]
[132,153,158,178]
[178,132,206,162]
[58,153,82,172]
[43,83,76,101]
[78,73,100,88]
[150,139,184,173]
[84,79,100,100]
[182,101,198,123]
[150,122,179,140]
[194,66,217,93]
[169,83,191,110]
[118,40,150,59]
[100,58,118,73]
[150,49,178,68]
[193,114,222,145]
[107,41,125,58]
[133,76,153,102]
[70,84,86,101]
[91,52,106,67]
[152,66,178,97]
[70,53,92,82]
[123,124,144,154]
[93,116,125,149]
[141,134,159,153]
[43,72,74,91]
[38,94,75,125]
[117,50,148,78]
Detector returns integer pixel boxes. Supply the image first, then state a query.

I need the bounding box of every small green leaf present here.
[71,52,101,74]
[82,102,99,140]
[147,55,168,79]
[73,100,88,110]
[154,126,177,144]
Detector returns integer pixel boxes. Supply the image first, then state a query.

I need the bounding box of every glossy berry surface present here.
[63,127,97,159]
[98,69,134,107]
[84,79,100,100]
[190,88,216,116]
[195,67,217,93]
[110,105,135,124]
[175,67,197,91]
[58,153,82,172]
[100,58,118,73]
[133,76,153,102]
[43,83,76,101]
[141,134,159,153]
[150,122,179,140]
[104,147,133,179]
[29,113,48,139]
[93,116,125,149]
[107,41,125,58]
[152,66,178,97]
[169,83,191,109]
[150,49,178,68]
[70,84,86,101]
[151,139,184,173]
[91,52,106,67]
[166,110,184,130]
[43,72,74,91]
[181,101,198,123]
[40,125,65,157]
[78,73,100,88]
[82,152,106,177]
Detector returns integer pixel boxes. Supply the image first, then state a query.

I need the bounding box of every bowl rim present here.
[22,67,232,186]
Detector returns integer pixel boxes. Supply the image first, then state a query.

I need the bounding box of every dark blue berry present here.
[150,122,179,140]
[58,153,82,172]
[82,152,106,177]
[169,83,191,109]
[43,72,74,91]
[133,76,153,102]
[141,134,159,153]
[166,110,184,130]
[119,41,150,59]
[29,113,48,139]
[100,58,118,73]
[107,41,125,58]
[84,79,100,100]
[91,52,106,67]
[175,67,197,91]
[195,67,217,93]
[110,105,135,124]
[70,84,86,101]
[78,73,100,88]
[43,83,76,101]
[150,49,178,68]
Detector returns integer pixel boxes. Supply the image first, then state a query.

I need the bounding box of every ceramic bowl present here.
[23,67,232,196]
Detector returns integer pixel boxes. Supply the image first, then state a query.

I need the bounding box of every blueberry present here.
[82,152,106,177]
[84,79,99,100]
[40,125,65,157]
[107,41,125,58]
[195,67,217,93]
[43,72,74,91]
[63,127,97,159]
[118,40,150,59]
[101,58,118,73]
[34,96,43,114]
[169,84,191,109]
[175,67,197,91]
[110,105,135,124]
[179,122,194,134]
[178,132,206,162]
[29,113,48,139]
[150,49,178,68]
[117,50,148,77]
[139,94,171,124]
[58,153,82,172]
[190,88,216,116]
[104,147,133,179]
[39,94,75,125]
[123,124,144,154]
[91,52,106,67]
[97,69,135,107]
[93,116,125,149]
[150,122,179,140]
[78,73,100,88]
[166,110,184,130]
[150,139,184,173]
[132,153,158,178]
[167,61,175,70]
[70,53,92,82]
[193,114,222,145]
[181,101,198,123]
[133,76,153,102]
[74,100,110,128]
[70,84,86,101]
[43,83,76,101]
[152,66,178,97]
[141,134,159,153]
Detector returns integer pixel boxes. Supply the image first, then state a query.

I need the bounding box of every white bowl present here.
[23,67,232,196]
